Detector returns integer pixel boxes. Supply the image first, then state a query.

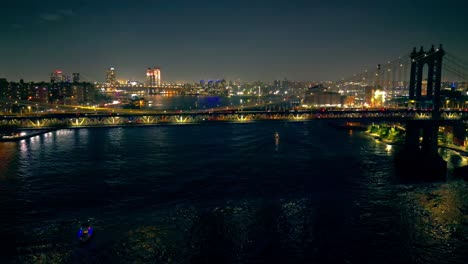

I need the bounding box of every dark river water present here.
[117,94,297,112]
[0,121,467,263]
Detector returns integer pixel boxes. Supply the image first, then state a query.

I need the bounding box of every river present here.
[0,120,467,263]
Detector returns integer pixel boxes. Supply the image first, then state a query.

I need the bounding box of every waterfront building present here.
[343,95,356,106]
[373,90,386,107]
[364,86,374,106]
[305,91,342,106]
[117,79,128,85]
[146,67,161,87]
[106,68,117,86]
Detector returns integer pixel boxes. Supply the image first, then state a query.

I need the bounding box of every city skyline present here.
[1,0,468,83]
[1,1,468,262]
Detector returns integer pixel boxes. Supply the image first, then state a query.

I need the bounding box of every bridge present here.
[1,109,467,128]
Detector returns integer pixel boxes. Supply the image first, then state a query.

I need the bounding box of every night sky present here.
[1,0,467,83]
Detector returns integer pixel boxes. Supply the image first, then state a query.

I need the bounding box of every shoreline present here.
[0,128,57,142]
[366,131,468,155]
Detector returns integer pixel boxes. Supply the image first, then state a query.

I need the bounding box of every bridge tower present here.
[396,45,447,181]
[408,44,444,113]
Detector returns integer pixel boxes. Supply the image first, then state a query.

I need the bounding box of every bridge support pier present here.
[396,45,447,181]
[395,120,447,181]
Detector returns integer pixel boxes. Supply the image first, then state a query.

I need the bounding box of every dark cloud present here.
[40,13,62,21]
[58,9,75,16]
[10,24,24,29]
[39,9,75,22]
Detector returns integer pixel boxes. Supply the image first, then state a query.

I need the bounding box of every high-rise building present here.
[0,78,8,98]
[51,70,64,83]
[32,85,49,103]
[364,86,374,106]
[146,67,161,87]
[72,73,80,83]
[106,68,116,86]
[64,75,72,83]
[282,78,289,92]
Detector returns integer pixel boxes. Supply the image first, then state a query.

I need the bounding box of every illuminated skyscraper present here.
[50,70,64,83]
[146,67,161,87]
[106,68,116,86]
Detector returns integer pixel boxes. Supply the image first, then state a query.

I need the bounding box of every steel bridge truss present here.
[1,110,467,129]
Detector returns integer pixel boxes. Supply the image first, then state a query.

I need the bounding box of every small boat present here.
[78,223,94,243]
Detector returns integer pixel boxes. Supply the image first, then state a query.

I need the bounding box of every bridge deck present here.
[1,109,466,129]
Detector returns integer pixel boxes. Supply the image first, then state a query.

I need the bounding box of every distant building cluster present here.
[0,74,96,105]
[94,66,320,98]
[2,58,466,110]
[50,70,81,84]
[102,66,162,89]
[304,84,355,107]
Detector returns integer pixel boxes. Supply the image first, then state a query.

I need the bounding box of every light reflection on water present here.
[439,148,468,169]
[0,142,16,179]
[0,122,467,263]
